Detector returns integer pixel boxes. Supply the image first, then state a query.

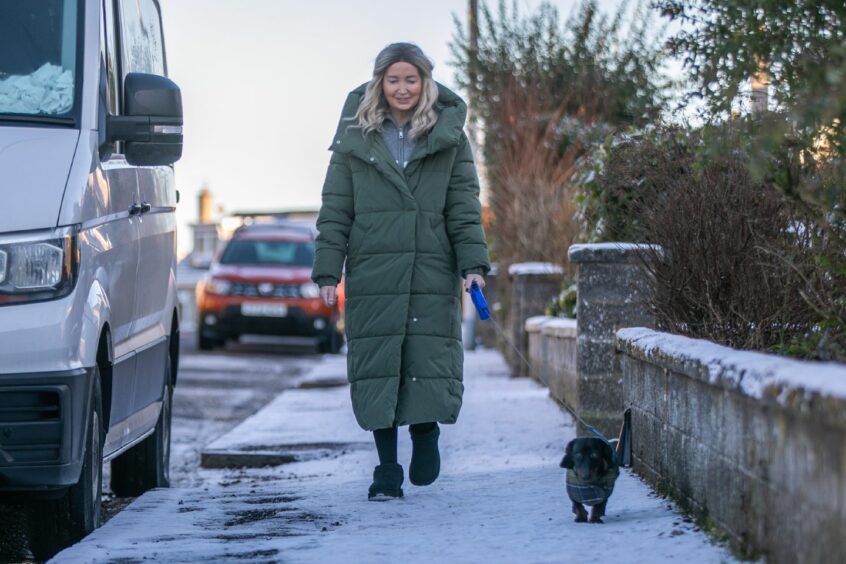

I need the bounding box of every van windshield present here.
[0,0,80,120]
[220,240,316,267]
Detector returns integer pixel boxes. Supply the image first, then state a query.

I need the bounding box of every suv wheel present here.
[28,367,104,560]
[110,355,173,497]
[198,331,223,351]
[318,328,344,354]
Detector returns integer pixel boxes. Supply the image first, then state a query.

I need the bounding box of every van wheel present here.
[28,368,104,560]
[110,356,173,497]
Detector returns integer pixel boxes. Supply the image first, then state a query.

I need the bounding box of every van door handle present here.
[129,203,143,216]
[140,202,152,214]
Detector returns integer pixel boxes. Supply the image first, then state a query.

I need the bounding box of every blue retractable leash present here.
[466,281,631,467]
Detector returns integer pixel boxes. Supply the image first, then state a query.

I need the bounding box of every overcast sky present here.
[159,0,656,256]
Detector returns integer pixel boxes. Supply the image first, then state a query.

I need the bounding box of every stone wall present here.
[506,263,563,377]
[567,243,654,437]
[520,241,846,560]
[617,328,846,563]
[541,319,577,408]
[525,317,577,398]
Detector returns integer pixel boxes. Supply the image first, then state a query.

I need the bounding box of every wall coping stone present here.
[525,315,554,333]
[617,327,846,426]
[541,318,577,338]
[568,242,659,264]
[508,262,565,276]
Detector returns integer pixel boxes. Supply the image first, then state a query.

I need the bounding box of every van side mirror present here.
[108,73,183,166]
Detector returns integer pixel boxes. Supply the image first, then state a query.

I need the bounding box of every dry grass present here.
[635,133,840,356]
[488,79,583,278]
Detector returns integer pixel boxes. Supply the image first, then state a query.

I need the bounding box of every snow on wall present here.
[569,242,653,253]
[541,317,578,337]
[507,262,564,275]
[524,315,553,331]
[0,64,74,115]
[617,327,846,404]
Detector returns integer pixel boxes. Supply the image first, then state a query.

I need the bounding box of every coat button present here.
[412,317,418,322]
[369,156,375,162]
[412,377,417,382]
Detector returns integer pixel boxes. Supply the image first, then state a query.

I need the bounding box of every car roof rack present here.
[233,220,317,238]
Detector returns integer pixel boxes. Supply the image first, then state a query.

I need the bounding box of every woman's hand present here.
[464,274,485,293]
[320,285,338,307]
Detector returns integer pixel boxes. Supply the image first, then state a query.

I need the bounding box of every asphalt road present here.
[0,331,324,562]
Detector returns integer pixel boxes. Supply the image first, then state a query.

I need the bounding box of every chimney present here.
[198,185,213,224]
[751,55,768,115]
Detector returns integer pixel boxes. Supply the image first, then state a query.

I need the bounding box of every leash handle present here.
[468,280,491,320]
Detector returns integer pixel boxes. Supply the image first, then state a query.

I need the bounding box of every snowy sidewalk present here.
[54,349,735,563]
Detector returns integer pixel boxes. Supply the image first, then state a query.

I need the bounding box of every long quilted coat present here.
[311,82,491,431]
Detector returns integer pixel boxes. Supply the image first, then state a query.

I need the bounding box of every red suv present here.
[195,223,344,353]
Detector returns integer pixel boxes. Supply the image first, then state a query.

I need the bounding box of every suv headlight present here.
[300,282,320,299]
[206,277,232,295]
[0,233,78,305]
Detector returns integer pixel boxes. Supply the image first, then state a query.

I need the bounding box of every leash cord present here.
[481,313,615,445]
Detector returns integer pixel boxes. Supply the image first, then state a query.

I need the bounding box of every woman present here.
[311,43,490,500]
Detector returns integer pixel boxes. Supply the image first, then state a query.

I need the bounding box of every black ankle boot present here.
[409,423,440,486]
[368,463,404,500]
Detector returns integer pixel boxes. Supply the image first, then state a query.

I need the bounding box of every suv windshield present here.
[220,240,315,267]
[0,0,80,120]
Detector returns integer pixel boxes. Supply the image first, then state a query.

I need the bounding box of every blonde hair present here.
[353,43,439,140]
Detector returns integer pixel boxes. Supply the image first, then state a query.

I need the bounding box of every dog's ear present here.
[560,440,574,468]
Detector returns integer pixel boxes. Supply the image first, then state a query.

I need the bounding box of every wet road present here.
[0,332,323,561]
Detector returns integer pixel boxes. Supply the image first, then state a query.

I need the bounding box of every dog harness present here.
[566,466,620,506]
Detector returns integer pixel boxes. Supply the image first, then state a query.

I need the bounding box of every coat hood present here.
[330,82,468,161]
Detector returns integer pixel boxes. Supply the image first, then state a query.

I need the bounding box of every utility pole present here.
[467,0,488,206]
[467,0,480,168]
[463,0,481,351]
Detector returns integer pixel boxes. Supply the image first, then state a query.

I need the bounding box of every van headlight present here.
[0,234,78,305]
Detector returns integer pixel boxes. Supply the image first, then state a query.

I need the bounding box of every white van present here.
[0,0,182,556]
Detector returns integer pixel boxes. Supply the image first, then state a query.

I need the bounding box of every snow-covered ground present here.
[53,349,736,564]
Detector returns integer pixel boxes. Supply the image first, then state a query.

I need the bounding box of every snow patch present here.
[55,349,735,564]
[507,262,564,275]
[570,242,652,253]
[617,328,846,402]
[525,315,554,331]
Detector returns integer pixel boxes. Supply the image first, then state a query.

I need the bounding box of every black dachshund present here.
[560,437,619,523]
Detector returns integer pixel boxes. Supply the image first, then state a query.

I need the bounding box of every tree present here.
[449,0,669,271]
[655,0,846,214]
[654,0,846,360]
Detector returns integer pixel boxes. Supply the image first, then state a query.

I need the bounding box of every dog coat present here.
[566,466,619,506]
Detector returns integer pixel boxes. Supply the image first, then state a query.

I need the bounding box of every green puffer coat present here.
[311,82,491,431]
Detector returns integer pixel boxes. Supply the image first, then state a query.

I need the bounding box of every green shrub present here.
[630,126,846,360]
[545,282,577,319]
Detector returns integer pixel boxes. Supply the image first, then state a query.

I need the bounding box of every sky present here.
[159,0,655,257]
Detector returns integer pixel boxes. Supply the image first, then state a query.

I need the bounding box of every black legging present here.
[373,423,436,465]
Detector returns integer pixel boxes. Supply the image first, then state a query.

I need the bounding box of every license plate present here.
[241,303,288,317]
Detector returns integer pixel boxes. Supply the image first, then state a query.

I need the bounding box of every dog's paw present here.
[574,514,588,523]
[588,516,604,524]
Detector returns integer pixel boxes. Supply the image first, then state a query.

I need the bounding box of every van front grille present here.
[0,389,62,464]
